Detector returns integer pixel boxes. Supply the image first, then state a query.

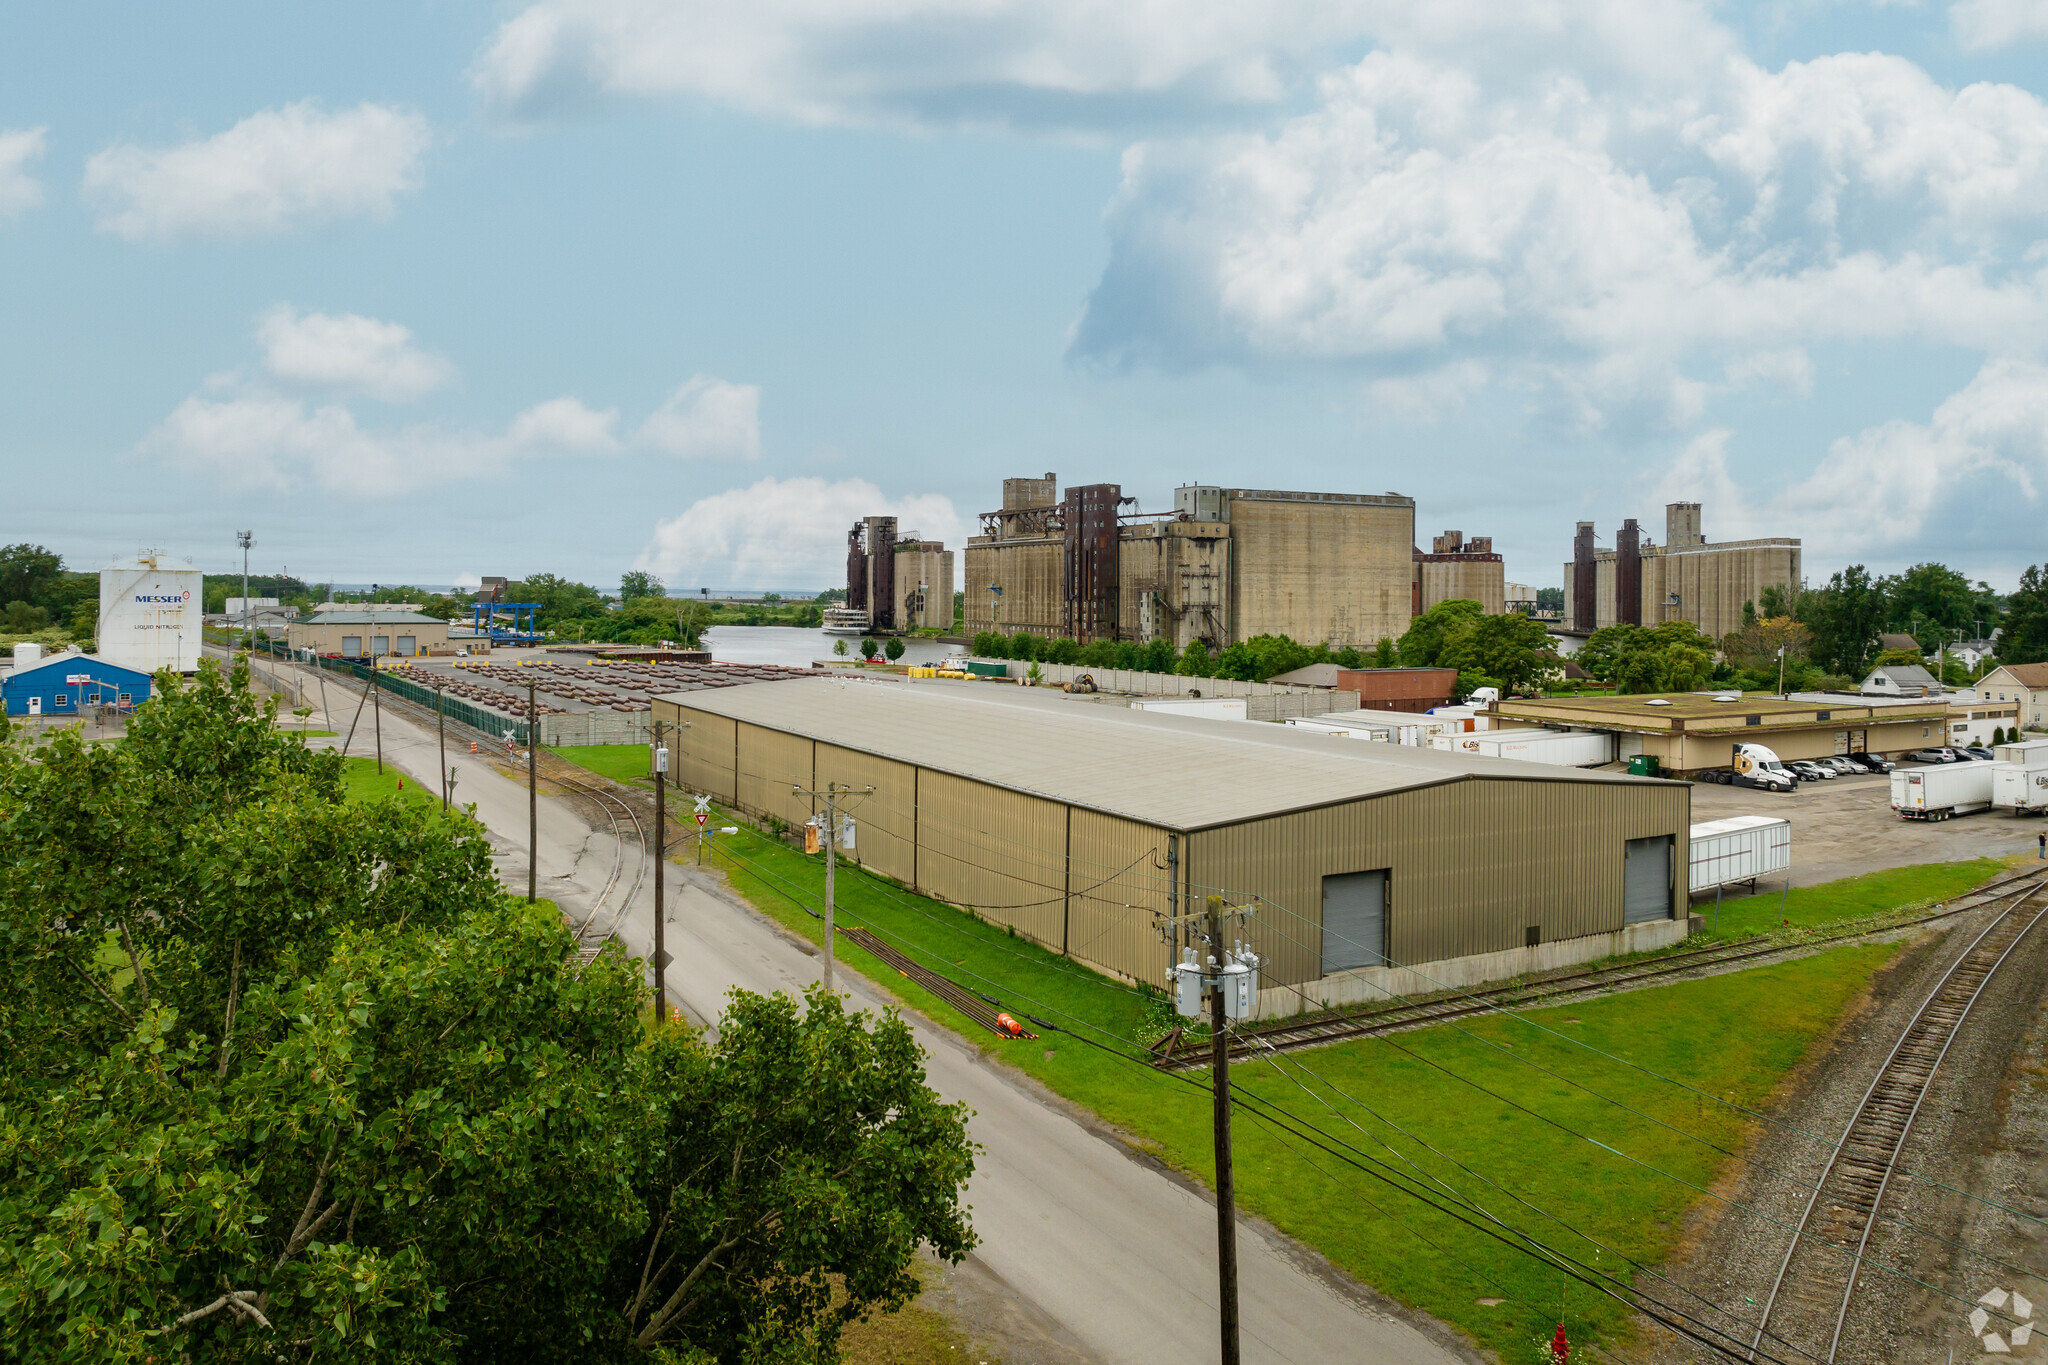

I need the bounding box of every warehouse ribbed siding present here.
[653,679,1690,1006]
[1190,779,1690,982]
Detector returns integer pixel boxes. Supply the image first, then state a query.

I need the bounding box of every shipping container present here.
[1428,727,1617,768]
[1688,815,1791,894]
[1286,714,1426,746]
[1891,763,1996,820]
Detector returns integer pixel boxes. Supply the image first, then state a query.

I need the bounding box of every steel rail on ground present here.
[1163,871,2048,1071]
[1746,877,2048,1362]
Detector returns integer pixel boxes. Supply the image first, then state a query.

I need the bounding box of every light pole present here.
[653,722,668,1021]
[236,531,254,654]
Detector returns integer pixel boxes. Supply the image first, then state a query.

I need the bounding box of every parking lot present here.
[1688,761,2043,887]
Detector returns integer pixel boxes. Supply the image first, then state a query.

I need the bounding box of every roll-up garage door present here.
[1321,870,1387,973]
[1624,836,1673,923]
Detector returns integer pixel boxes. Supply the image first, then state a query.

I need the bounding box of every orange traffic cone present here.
[469,740,479,754]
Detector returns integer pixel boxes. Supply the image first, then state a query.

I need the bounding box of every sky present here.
[5,2,2048,597]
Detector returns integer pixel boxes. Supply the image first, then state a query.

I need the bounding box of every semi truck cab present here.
[1732,743,1796,793]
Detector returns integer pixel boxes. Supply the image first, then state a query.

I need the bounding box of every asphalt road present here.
[292,664,1472,1365]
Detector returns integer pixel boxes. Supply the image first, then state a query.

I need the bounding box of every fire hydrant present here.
[1550,1323,1569,1362]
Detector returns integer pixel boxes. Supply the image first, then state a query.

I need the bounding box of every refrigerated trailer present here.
[1992,739,2048,814]
[1429,727,1617,768]
[1689,815,1792,895]
[1891,763,1996,820]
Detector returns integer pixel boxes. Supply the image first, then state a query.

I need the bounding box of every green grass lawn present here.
[340,756,447,812]
[687,815,1938,1359]
[1694,857,2008,940]
[546,743,653,786]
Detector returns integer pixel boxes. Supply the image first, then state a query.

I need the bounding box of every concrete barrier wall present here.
[539,712,652,747]
[986,660,1342,699]
[1245,691,1361,722]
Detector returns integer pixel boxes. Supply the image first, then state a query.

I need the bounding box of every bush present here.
[1046,637,1081,665]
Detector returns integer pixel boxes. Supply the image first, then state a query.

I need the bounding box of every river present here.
[701,625,967,669]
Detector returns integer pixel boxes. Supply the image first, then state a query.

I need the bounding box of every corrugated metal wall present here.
[651,696,1690,992]
[814,742,917,885]
[1066,809,1174,986]
[736,722,815,827]
[1189,778,1690,985]
[660,703,737,801]
[913,771,1068,951]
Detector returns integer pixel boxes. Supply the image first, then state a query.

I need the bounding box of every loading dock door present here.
[1624,836,1673,923]
[1321,870,1387,973]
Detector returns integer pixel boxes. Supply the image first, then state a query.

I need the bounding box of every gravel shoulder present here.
[1627,878,2048,1364]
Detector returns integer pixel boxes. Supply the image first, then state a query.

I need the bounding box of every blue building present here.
[2,652,155,718]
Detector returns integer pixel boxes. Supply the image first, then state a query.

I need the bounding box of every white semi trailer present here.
[1891,762,1996,820]
[98,553,202,675]
[1429,727,1616,767]
[1992,738,2048,814]
[1689,815,1792,895]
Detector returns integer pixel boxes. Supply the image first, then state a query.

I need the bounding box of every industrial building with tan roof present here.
[1489,691,1950,776]
[654,677,1691,1013]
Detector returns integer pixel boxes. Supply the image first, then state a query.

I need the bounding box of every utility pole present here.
[236,531,253,654]
[372,668,383,775]
[653,721,668,1021]
[1207,895,1241,1365]
[1164,896,1256,1365]
[791,780,873,992]
[435,679,448,810]
[527,681,538,904]
[822,785,839,992]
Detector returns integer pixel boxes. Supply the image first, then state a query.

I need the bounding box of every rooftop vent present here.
[1644,698,1672,706]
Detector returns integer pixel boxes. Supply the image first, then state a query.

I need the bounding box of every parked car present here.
[1907,748,1959,763]
[1822,757,1869,775]
[1964,746,1997,761]
[1790,761,1835,780]
[1848,751,1896,773]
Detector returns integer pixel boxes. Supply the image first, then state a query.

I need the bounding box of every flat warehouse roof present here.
[658,677,1675,831]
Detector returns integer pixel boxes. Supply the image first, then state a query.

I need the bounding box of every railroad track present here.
[256,652,654,957]
[1160,870,2048,1071]
[1746,876,2048,1362]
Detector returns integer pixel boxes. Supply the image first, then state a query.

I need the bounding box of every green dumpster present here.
[1627,754,1660,777]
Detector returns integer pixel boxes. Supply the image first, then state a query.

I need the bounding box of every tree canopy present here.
[1575,621,1716,694]
[0,662,974,1362]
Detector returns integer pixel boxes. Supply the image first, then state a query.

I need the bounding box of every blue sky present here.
[5,1,2048,596]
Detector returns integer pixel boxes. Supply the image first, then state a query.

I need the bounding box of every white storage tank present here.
[1428,727,1617,768]
[1891,762,1996,820]
[98,552,202,675]
[13,642,43,667]
[1689,815,1792,894]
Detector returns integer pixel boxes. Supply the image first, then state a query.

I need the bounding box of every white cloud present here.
[1074,45,2048,422]
[1953,0,2048,49]
[257,305,454,400]
[0,127,46,218]
[141,372,756,496]
[1652,360,2048,561]
[636,477,962,588]
[472,0,1734,129]
[635,375,760,459]
[506,396,621,452]
[84,102,431,240]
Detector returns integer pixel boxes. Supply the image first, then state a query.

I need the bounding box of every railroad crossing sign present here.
[694,794,711,828]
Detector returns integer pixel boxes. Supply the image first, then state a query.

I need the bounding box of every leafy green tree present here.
[1045,637,1081,665]
[2003,565,2048,665]
[1434,613,1559,694]
[1397,599,1486,667]
[1871,647,1926,669]
[1140,638,1177,673]
[1758,584,1792,619]
[0,543,63,608]
[1213,634,1319,683]
[1796,565,1887,676]
[834,638,849,657]
[859,636,879,660]
[1535,587,1565,613]
[0,661,976,1363]
[509,573,608,631]
[1372,636,1398,668]
[1575,621,1715,693]
[621,569,665,602]
[1175,639,1214,677]
[884,636,907,662]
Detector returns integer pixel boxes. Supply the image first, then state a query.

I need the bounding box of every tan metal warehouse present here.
[654,678,1692,1014]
